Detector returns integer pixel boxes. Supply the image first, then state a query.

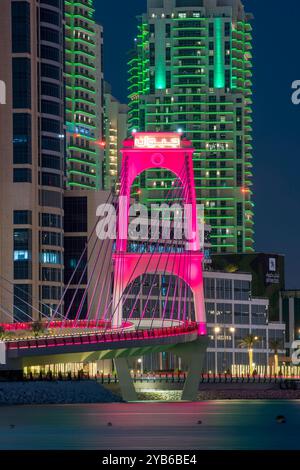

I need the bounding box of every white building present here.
[128,269,286,374]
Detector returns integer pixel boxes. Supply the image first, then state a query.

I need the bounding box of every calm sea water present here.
[0,401,299,450]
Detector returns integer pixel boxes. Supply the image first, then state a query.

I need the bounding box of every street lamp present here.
[214,327,221,374]
[137,358,143,375]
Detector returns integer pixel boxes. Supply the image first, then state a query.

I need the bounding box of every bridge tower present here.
[112,132,206,333]
[112,132,208,401]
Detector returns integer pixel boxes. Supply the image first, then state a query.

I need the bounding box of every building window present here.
[41,100,61,116]
[13,229,32,281]
[41,63,60,80]
[216,303,233,324]
[224,22,231,37]
[41,82,60,99]
[41,213,62,228]
[237,230,244,253]
[14,250,29,261]
[204,278,215,299]
[166,23,171,38]
[41,117,61,134]
[41,26,60,44]
[14,210,32,225]
[40,8,60,26]
[236,163,243,187]
[64,236,87,284]
[40,267,61,282]
[40,0,60,6]
[13,113,32,164]
[14,228,31,250]
[64,197,87,232]
[13,58,31,109]
[166,47,171,61]
[251,305,267,326]
[216,279,232,300]
[41,231,62,247]
[13,168,32,183]
[234,304,250,324]
[41,250,62,265]
[14,260,32,280]
[42,154,61,170]
[237,202,243,226]
[41,137,61,153]
[236,135,243,159]
[234,280,251,301]
[12,1,31,53]
[41,45,60,62]
[41,285,62,300]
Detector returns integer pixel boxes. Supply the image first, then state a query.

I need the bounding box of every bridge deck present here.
[5,322,199,352]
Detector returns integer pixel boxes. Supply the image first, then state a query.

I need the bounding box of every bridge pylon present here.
[111,132,207,401]
[112,132,207,334]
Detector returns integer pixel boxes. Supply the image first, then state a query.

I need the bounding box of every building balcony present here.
[74,21,95,35]
[69,83,95,93]
[73,37,96,48]
[65,0,94,10]
[69,144,96,155]
[68,156,97,167]
[73,48,95,59]
[68,168,97,179]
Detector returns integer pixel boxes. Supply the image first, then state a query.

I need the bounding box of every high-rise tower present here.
[103,82,128,192]
[0,0,65,321]
[128,0,254,253]
[65,0,104,190]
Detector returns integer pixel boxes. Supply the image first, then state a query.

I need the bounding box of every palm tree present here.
[238,335,259,375]
[31,321,45,338]
[269,339,283,375]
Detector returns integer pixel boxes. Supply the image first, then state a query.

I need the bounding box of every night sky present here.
[95,0,300,288]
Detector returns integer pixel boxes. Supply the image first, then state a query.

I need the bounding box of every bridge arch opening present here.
[128,168,187,249]
[123,273,196,323]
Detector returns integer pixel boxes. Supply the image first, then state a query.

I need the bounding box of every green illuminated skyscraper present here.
[128,0,254,253]
[65,0,103,190]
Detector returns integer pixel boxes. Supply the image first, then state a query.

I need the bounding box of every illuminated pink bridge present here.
[0,133,208,401]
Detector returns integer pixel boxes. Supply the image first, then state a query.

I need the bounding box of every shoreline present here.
[1,380,300,405]
[0,381,123,406]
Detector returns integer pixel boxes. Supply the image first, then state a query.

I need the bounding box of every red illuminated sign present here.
[134,132,181,149]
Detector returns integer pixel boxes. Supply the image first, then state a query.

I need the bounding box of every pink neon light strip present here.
[5,322,202,351]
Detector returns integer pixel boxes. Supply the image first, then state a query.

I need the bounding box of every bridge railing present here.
[5,322,199,351]
[0,319,111,332]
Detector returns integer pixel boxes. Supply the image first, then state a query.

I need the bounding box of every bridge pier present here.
[114,357,138,402]
[172,336,208,402]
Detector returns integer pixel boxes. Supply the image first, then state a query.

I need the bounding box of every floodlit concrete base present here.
[114,357,138,402]
[113,336,208,402]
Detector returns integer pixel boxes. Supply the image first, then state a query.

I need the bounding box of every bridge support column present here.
[182,353,206,402]
[114,357,138,402]
[172,336,208,402]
